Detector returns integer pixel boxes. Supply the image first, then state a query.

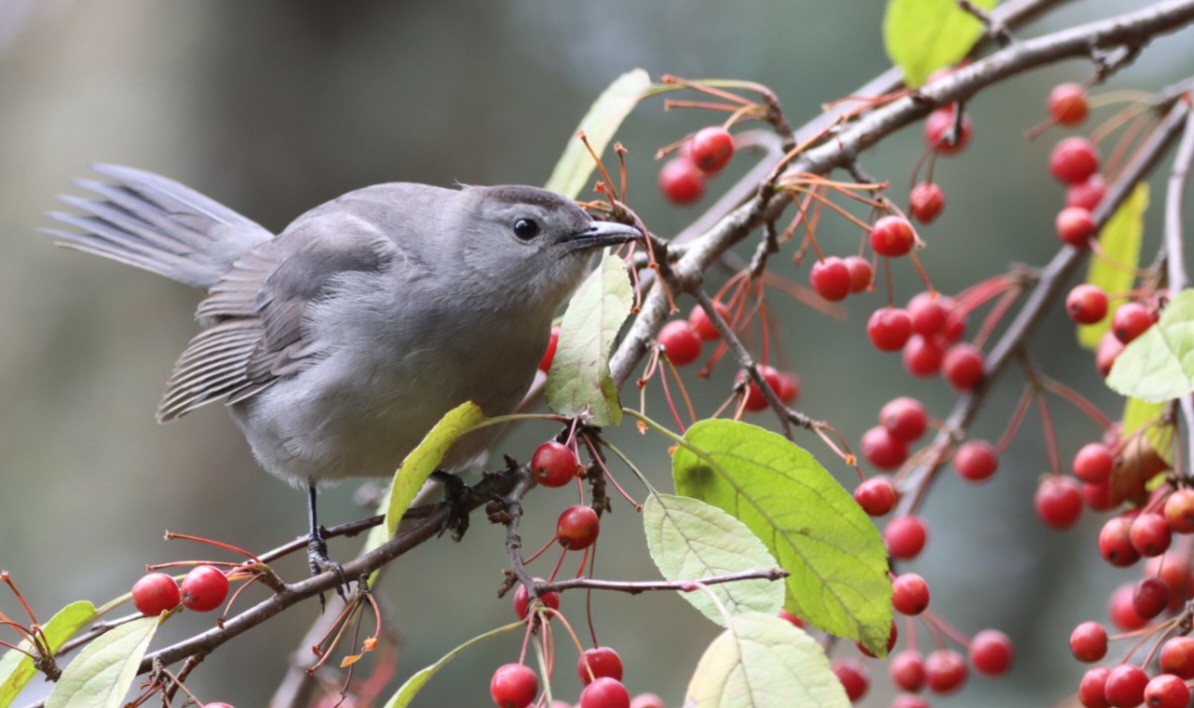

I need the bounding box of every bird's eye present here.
[513,218,540,240]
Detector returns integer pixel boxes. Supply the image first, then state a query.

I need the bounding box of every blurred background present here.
[0,1,1192,705]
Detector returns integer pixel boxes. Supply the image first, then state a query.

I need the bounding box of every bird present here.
[45,164,641,572]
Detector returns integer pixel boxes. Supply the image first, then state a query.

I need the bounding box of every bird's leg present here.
[306,482,349,605]
[431,470,471,541]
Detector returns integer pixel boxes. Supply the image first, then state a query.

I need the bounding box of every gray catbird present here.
[46,164,641,570]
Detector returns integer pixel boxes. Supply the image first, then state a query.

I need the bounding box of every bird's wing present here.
[156,211,401,422]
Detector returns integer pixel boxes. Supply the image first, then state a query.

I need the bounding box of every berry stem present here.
[994,386,1034,455]
[1038,373,1115,430]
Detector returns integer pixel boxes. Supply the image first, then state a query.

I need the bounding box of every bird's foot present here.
[431,470,471,541]
[307,527,350,608]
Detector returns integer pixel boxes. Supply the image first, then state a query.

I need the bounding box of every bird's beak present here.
[561,221,643,252]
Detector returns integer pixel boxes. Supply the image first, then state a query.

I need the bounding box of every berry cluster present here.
[659,126,736,205]
[131,565,230,617]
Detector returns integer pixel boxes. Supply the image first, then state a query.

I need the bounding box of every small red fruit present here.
[490,663,539,708]
[870,216,917,257]
[1103,664,1148,708]
[867,307,913,352]
[1144,673,1190,708]
[909,182,945,223]
[954,439,998,483]
[579,677,631,708]
[923,106,973,154]
[689,126,735,173]
[1050,137,1101,185]
[942,343,984,391]
[771,369,800,404]
[1132,576,1170,619]
[889,651,926,692]
[1164,488,1194,533]
[809,256,852,301]
[1067,285,1109,324]
[1160,636,1194,678]
[513,580,560,620]
[902,335,945,377]
[688,300,730,341]
[892,572,930,615]
[907,292,951,336]
[843,256,873,293]
[1067,174,1107,211]
[1099,517,1142,568]
[861,425,908,470]
[1079,666,1112,708]
[854,477,898,517]
[539,326,560,372]
[832,658,869,702]
[1084,481,1116,511]
[924,648,968,694]
[1049,83,1089,125]
[557,505,600,551]
[1069,621,1108,663]
[1129,512,1172,557]
[1072,442,1114,484]
[1112,302,1156,344]
[969,629,1013,676]
[132,573,180,617]
[659,157,705,205]
[1109,582,1148,631]
[180,565,229,613]
[658,320,702,366]
[1035,476,1083,529]
[884,515,928,560]
[1057,207,1096,247]
[577,646,624,685]
[531,441,579,488]
[880,397,928,442]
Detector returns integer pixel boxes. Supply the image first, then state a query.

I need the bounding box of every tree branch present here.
[1164,100,1194,472]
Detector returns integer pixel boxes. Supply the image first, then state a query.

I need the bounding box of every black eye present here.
[513,218,540,240]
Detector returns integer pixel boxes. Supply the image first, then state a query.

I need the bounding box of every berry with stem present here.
[870,216,917,257]
[1049,82,1089,125]
[854,477,898,517]
[490,664,539,708]
[577,647,624,685]
[579,677,631,708]
[132,573,181,617]
[892,572,930,615]
[867,307,913,352]
[909,182,945,223]
[969,629,1013,676]
[885,515,928,560]
[1066,285,1109,324]
[954,439,998,483]
[531,441,579,488]
[1050,137,1100,185]
[180,565,229,613]
[923,106,973,154]
[1069,621,1108,663]
[557,505,600,551]
[659,157,705,205]
[861,426,908,471]
[810,256,852,301]
[689,126,735,173]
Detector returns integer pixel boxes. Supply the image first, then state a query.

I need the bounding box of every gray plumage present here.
[48,165,640,488]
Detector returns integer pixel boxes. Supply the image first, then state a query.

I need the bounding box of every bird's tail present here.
[44,163,273,290]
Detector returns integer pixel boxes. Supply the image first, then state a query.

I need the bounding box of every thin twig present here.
[538,567,788,595]
[1164,100,1194,474]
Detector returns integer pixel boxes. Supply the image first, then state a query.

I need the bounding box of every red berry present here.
[909,182,945,224]
[1132,576,1170,619]
[954,439,998,483]
[942,343,984,391]
[1160,636,1194,678]
[1096,331,1126,377]
[843,256,873,293]
[739,367,783,412]
[1049,83,1089,125]
[689,126,734,173]
[856,620,898,658]
[941,310,967,342]
[1104,664,1148,708]
[1129,512,1172,557]
[892,572,930,615]
[867,307,913,352]
[889,650,926,692]
[557,505,600,551]
[1067,285,1109,324]
[810,257,852,301]
[577,647,624,685]
[885,516,928,560]
[861,426,908,471]
[1145,673,1190,708]
[657,320,702,366]
[1079,666,1112,708]
[923,106,973,154]
[1084,481,1116,511]
[531,441,579,488]
[1109,582,1148,630]
[773,370,800,404]
[689,301,730,341]
[870,216,917,257]
[1112,302,1156,344]
[579,677,631,708]
[1050,137,1101,185]
[778,608,804,628]
[832,658,869,702]
[1164,488,1194,533]
[659,157,705,205]
[902,335,945,377]
[490,663,538,708]
[907,292,951,336]
[854,477,898,517]
[1069,621,1108,663]
[1073,442,1114,484]
[1100,517,1142,568]
[1068,174,1107,211]
[1057,207,1097,247]
[1035,476,1083,529]
[513,580,561,620]
[180,565,229,613]
[880,397,928,442]
[924,648,967,694]
[131,572,180,617]
[969,629,1013,676]
[539,327,560,372]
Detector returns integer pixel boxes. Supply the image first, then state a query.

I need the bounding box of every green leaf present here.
[382,622,524,708]
[46,616,158,708]
[0,601,97,704]
[1107,289,1194,403]
[544,69,650,199]
[685,612,849,708]
[1122,396,1175,466]
[672,420,891,654]
[643,494,785,626]
[882,0,996,87]
[545,250,633,426]
[1079,184,1149,349]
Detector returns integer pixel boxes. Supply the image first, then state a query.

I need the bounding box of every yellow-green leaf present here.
[685,612,849,708]
[545,69,650,199]
[46,616,159,708]
[1080,184,1149,349]
[883,0,996,87]
[672,420,891,654]
[545,250,633,426]
[382,622,524,708]
[1107,289,1194,402]
[643,494,784,626]
[0,601,97,704]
